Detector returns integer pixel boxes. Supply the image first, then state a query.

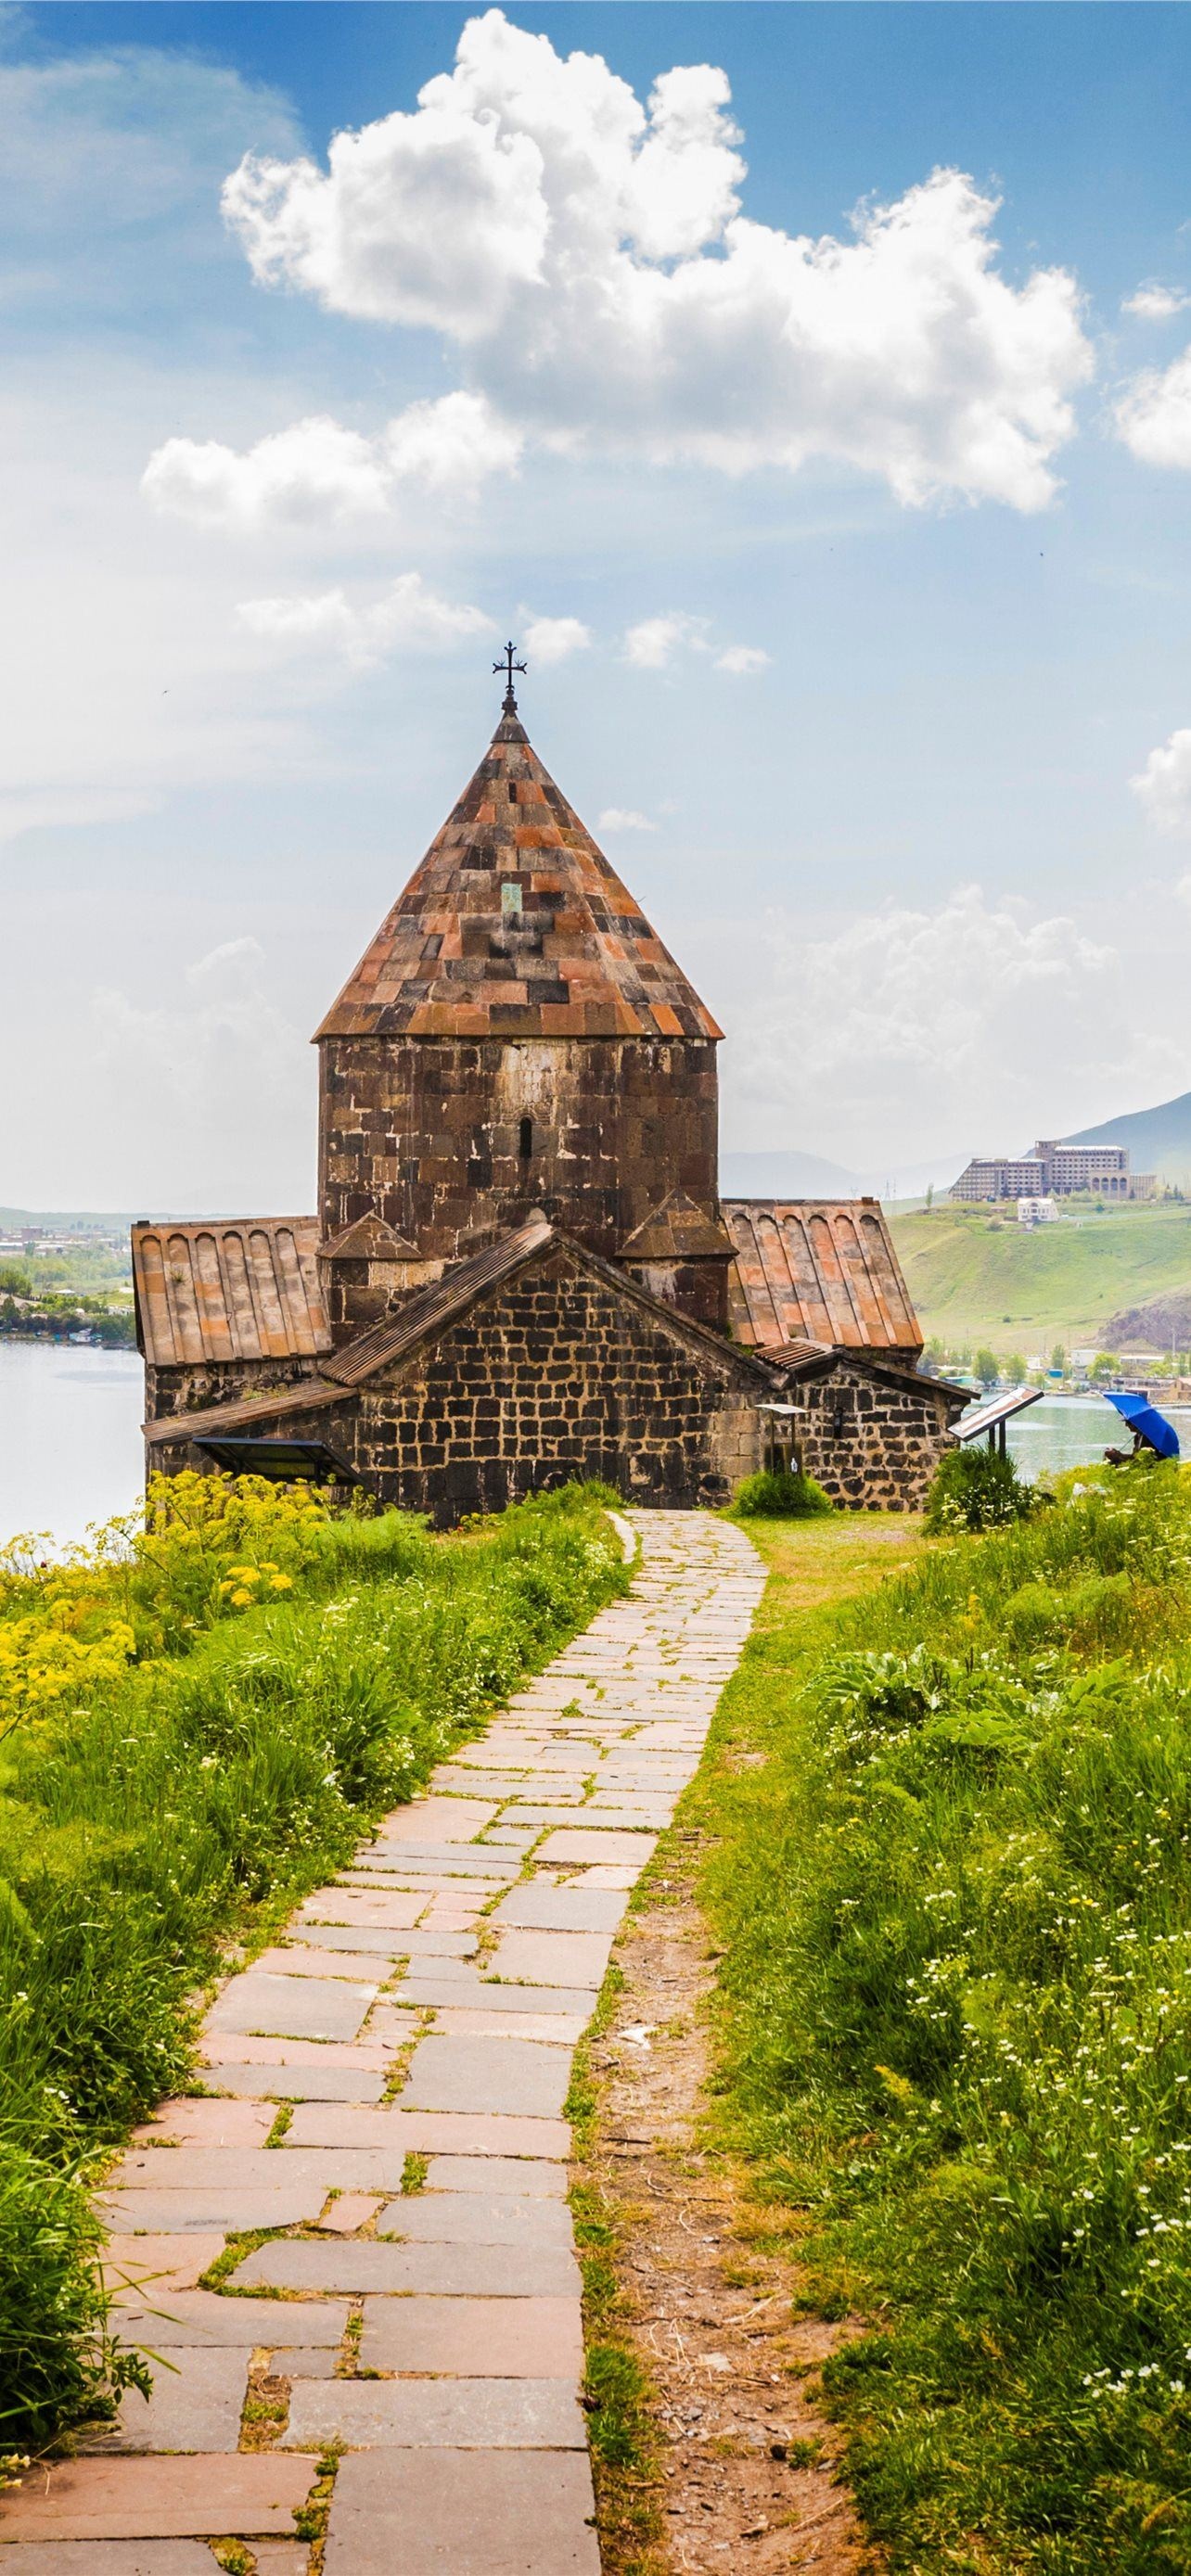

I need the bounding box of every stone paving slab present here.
[0,2455,318,2542]
[235,2238,582,2298]
[400,2034,571,2118]
[424,2153,568,2196]
[392,1971,599,2019]
[97,2188,319,2236]
[429,2008,587,2044]
[288,1922,476,1957]
[203,2060,387,2101]
[107,2293,349,2347]
[4,1512,763,2576]
[493,1883,629,1932]
[323,2450,601,2575]
[285,2104,572,2157]
[360,2293,583,2378]
[204,1972,376,2042]
[488,1929,613,1987]
[285,2375,585,2450]
[0,2548,224,2572]
[374,2189,574,2246]
[81,2347,252,2455]
[100,2238,225,2293]
[536,1828,659,1867]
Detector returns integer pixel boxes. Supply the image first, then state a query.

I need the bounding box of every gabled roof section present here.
[133,1218,331,1368]
[315,710,722,1044]
[724,1199,922,1355]
[321,1216,555,1385]
[619,1190,734,1261]
[319,1214,418,1260]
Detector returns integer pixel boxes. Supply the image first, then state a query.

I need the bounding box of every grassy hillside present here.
[890,1200,1191,1354]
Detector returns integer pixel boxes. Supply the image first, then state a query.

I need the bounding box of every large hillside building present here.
[134,673,965,1515]
[951,1140,1156,1202]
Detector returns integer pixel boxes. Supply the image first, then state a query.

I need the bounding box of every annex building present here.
[134,673,966,1516]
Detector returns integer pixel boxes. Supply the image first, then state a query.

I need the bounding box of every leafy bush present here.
[925,1440,1035,1532]
[703,1463,1191,2573]
[0,1476,626,2445]
[732,1468,835,1519]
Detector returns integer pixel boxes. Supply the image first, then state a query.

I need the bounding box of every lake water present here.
[0,1342,145,1550]
[1,1346,1186,1552]
[993,1393,1191,1483]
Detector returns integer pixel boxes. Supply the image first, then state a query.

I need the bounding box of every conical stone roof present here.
[315,708,722,1043]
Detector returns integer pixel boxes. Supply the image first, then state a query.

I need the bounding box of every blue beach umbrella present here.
[1102,1390,1181,1460]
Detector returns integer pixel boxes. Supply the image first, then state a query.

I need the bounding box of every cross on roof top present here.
[493,639,527,715]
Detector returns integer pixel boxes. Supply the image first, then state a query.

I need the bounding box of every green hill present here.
[889,1201,1191,1355]
[1068,1087,1191,1186]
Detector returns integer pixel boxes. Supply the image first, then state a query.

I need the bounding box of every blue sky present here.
[6,2,1191,1207]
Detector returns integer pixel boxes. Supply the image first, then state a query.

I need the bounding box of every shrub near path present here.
[0,1473,627,2454]
[696,1470,1191,2575]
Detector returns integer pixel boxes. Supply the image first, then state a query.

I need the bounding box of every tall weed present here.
[705,1465,1191,2572]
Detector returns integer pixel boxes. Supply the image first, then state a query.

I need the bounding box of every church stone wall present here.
[144,1354,327,1432]
[318,1035,724,1331]
[784,1358,956,1512]
[150,1250,764,1524]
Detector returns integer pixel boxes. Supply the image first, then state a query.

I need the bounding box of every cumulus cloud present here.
[143,391,520,529]
[522,615,591,665]
[236,569,494,668]
[623,613,704,670]
[1132,727,1191,831]
[1122,283,1189,321]
[219,8,1092,511]
[715,644,769,675]
[728,883,1182,1168]
[598,807,656,833]
[1116,350,1191,469]
[93,937,307,1134]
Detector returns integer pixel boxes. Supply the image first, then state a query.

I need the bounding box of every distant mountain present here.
[719,1149,967,1201]
[1067,1089,1191,1184]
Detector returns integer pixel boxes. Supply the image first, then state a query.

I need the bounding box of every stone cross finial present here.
[493,639,527,715]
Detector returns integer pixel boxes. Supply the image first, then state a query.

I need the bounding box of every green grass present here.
[0,1478,627,2449]
[695,1478,1191,2574]
[890,1200,1191,1355]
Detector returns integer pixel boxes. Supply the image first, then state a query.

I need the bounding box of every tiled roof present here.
[723,1200,922,1354]
[145,1216,775,1444]
[315,709,722,1044]
[133,1218,331,1368]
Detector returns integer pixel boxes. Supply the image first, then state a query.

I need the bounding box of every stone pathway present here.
[0,1510,763,2574]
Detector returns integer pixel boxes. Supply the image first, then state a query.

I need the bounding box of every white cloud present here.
[219,9,1092,512]
[714,644,769,675]
[729,882,1191,1170]
[143,392,520,530]
[236,570,494,670]
[623,613,705,670]
[91,937,311,1204]
[523,615,591,666]
[1116,349,1191,468]
[598,807,656,833]
[1122,283,1189,321]
[1132,727,1191,831]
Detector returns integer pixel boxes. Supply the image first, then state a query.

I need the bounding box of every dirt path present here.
[580,1519,927,2574]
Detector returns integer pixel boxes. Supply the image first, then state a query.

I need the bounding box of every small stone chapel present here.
[134,658,964,1516]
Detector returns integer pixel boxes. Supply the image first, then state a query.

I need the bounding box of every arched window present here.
[519,1116,533,1162]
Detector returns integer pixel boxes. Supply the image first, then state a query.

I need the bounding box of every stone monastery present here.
[134,666,965,1516]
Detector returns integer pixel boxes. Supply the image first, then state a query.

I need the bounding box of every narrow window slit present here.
[519,1116,533,1161]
